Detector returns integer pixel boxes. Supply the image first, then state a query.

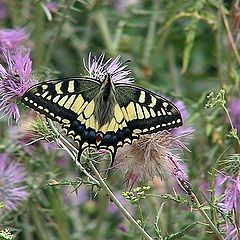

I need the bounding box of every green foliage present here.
[0,229,13,240]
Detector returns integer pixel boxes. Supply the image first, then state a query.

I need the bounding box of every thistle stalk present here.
[88,160,153,240]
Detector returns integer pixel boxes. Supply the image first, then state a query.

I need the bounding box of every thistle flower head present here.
[0,29,28,55]
[224,222,239,240]
[0,49,35,123]
[23,116,58,141]
[171,100,194,137]
[220,154,240,176]
[84,53,134,83]
[46,1,57,12]
[0,1,8,21]
[0,153,28,211]
[115,130,190,190]
[221,175,240,213]
[228,97,240,134]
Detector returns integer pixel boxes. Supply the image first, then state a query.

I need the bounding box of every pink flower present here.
[46,2,57,12]
[0,0,8,20]
[171,100,194,138]
[0,29,28,55]
[228,97,240,134]
[224,222,239,240]
[221,176,240,213]
[0,49,35,123]
[0,153,28,210]
[84,53,134,83]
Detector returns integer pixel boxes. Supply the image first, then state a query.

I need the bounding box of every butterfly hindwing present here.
[22,77,101,153]
[115,84,183,134]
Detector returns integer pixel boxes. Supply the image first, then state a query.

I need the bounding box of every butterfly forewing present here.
[22,77,101,154]
[115,84,183,134]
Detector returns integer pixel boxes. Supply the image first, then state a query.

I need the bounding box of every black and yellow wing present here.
[22,77,182,161]
[22,77,101,155]
[96,84,182,156]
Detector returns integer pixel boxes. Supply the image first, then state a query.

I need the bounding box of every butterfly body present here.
[22,75,182,160]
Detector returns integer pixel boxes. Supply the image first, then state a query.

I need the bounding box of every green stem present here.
[216,3,224,88]
[47,119,100,185]
[143,0,159,65]
[94,11,115,55]
[221,6,240,67]
[191,193,224,240]
[33,2,45,66]
[112,20,125,52]
[5,0,19,27]
[137,203,144,225]
[92,190,107,240]
[46,0,76,63]
[49,189,70,240]
[88,161,153,240]
[31,203,49,240]
[167,45,179,94]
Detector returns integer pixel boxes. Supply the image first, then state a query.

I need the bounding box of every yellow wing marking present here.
[58,96,68,106]
[114,104,124,123]
[149,108,156,117]
[135,103,144,119]
[85,115,97,129]
[42,91,49,98]
[142,106,150,119]
[67,80,75,93]
[71,95,84,113]
[64,95,76,109]
[139,91,145,103]
[121,107,129,121]
[41,84,48,90]
[77,101,88,114]
[149,95,157,107]
[84,100,95,118]
[55,82,63,94]
[99,122,109,133]
[126,102,137,121]
[108,118,117,132]
[53,95,60,103]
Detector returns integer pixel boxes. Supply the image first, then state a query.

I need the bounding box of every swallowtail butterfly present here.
[22,74,182,161]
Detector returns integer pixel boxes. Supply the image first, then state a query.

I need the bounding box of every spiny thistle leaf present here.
[220,154,240,176]
[164,222,199,239]
[24,117,58,141]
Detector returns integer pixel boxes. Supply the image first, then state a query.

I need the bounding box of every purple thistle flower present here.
[0,0,8,20]
[0,49,35,123]
[221,175,240,213]
[46,1,57,12]
[228,97,240,134]
[107,192,126,214]
[0,153,28,211]
[0,29,28,56]
[117,223,128,233]
[83,53,134,83]
[63,186,89,206]
[171,100,194,138]
[224,222,239,240]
